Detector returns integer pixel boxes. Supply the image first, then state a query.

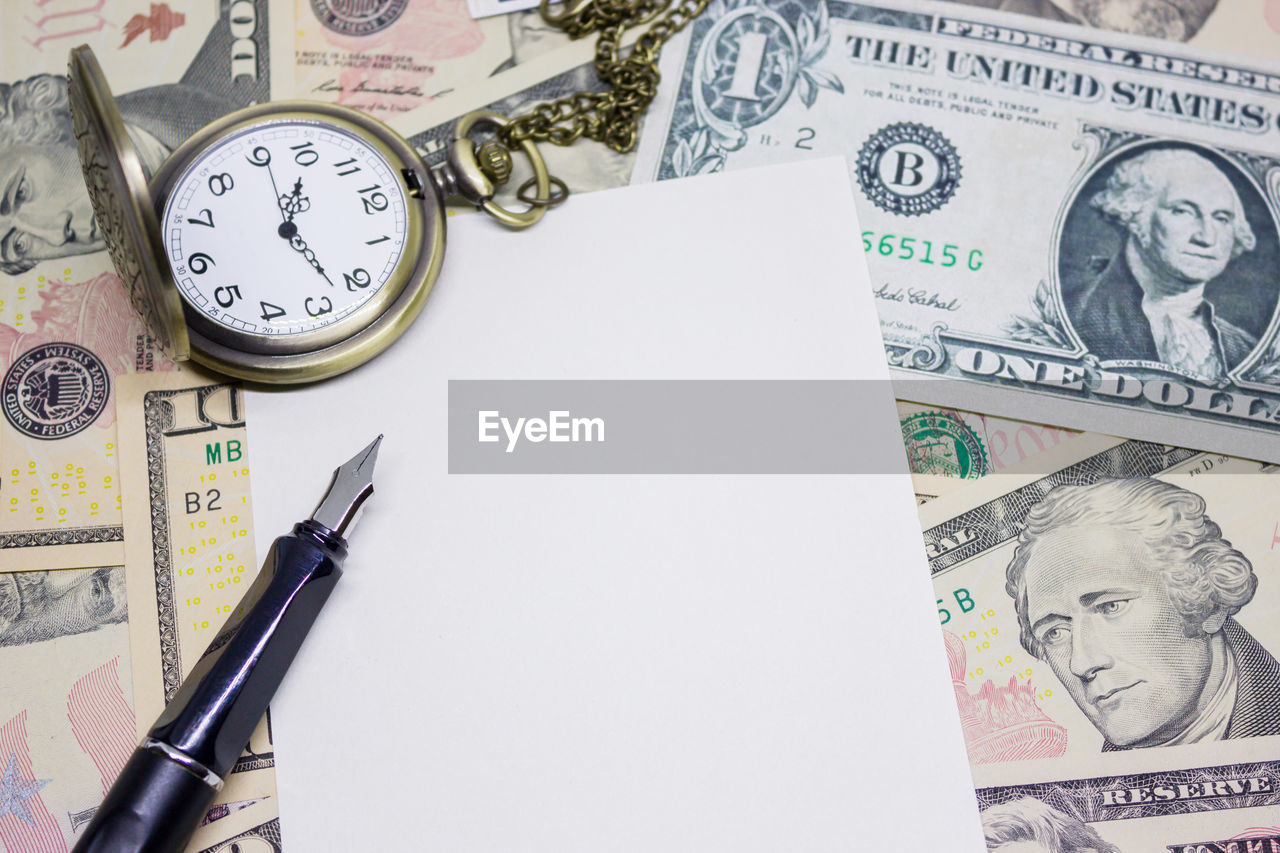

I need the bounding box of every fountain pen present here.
[72,436,382,853]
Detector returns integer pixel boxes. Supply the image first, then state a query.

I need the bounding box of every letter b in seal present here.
[857,123,962,216]
[891,149,927,187]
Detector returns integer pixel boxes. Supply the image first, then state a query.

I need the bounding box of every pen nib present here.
[310,435,382,538]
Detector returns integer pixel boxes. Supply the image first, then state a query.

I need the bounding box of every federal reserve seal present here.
[3,343,110,440]
[857,123,961,217]
[900,411,987,479]
[310,0,408,36]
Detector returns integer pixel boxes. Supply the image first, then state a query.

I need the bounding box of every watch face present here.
[160,118,410,345]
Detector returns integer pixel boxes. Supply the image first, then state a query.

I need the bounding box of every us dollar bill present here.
[193,802,283,853]
[936,0,1280,61]
[918,431,1280,849]
[629,0,1280,461]
[117,370,279,805]
[974,795,1280,852]
[896,399,1080,501]
[0,0,293,571]
[0,562,281,850]
[390,36,640,202]
[295,4,581,118]
[477,0,1280,62]
[0,566,133,849]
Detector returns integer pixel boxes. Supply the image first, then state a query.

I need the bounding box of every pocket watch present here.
[68,47,548,384]
[67,0,712,384]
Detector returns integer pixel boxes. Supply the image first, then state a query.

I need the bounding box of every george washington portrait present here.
[1059,145,1279,380]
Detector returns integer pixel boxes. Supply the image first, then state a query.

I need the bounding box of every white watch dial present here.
[161,119,409,339]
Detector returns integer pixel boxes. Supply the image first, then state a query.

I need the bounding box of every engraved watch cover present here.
[67,45,190,360]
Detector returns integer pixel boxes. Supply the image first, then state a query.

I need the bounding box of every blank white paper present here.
[247,158,984,851]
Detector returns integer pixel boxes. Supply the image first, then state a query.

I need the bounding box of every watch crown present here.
[475,141,513,187]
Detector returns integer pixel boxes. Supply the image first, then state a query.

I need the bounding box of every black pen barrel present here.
[152,520,347,779]
[72,520,346,853]
[71,748,218,853]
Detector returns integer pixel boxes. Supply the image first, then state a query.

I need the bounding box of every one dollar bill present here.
[936,0,1280,60]
[630,0,1280,461]
[390,35,640,202]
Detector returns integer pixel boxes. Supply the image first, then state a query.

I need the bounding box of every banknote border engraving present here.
[198,817,283,853]
[930,13,1280,96]
[923,440,1200,575]
[976,760,1280,823]
[884,323,947,370]
[1,343,111,440]
[142,388,185,701]
[826,1,931,30]
[142,384,275,778]
[0,526,123,550]
[1166,830,1280,851]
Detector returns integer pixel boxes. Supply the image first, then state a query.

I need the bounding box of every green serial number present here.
[861,231,984,272]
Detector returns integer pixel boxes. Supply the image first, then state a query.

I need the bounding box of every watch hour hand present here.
[276,179,311,240]
[280,179,310,223]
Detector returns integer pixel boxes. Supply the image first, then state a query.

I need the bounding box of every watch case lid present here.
[67,45,190,361]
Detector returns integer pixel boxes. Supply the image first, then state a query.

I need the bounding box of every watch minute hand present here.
[286,231,336,288]
[249,149,287,223]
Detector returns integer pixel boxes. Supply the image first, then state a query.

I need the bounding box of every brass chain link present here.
[497,0,713,154]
